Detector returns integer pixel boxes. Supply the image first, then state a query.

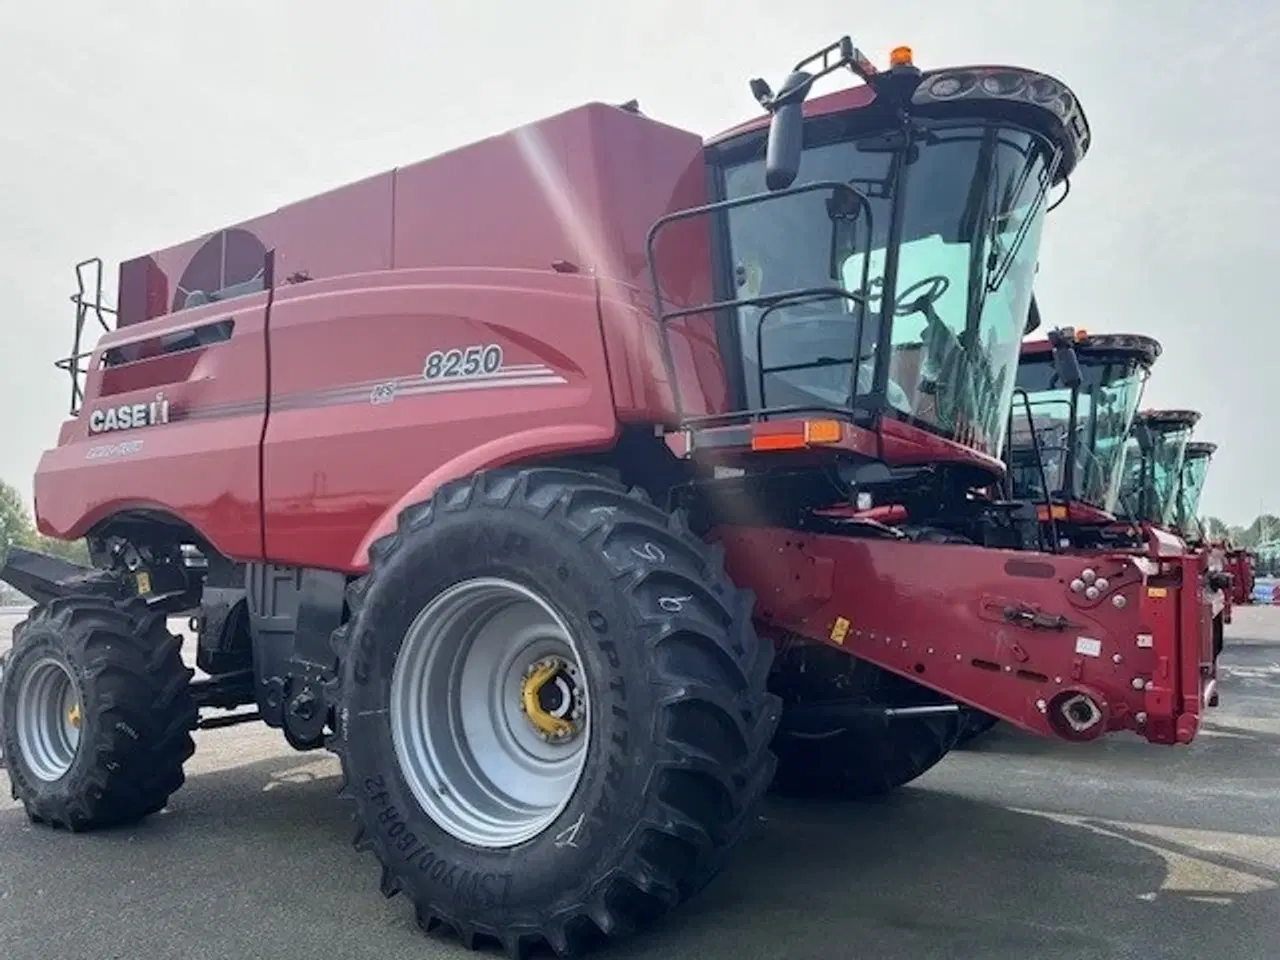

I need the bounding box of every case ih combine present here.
[1225,547,1256,606]
[1173,441,1235,650]
[954,326,1168,743]
[1175,441,1216,541]
[1113,410,1229,660]
[0,38,1212,955]
[1004,327,1161,551]
[1115,409,1200,531]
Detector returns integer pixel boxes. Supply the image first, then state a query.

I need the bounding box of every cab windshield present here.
[1117,424,1194,525]
[720,120,1055,458]
[1175,453,1212,530]
[1007,356,1147,512]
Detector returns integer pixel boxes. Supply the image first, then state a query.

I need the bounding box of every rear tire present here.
[330,468,779,957]
[0,596,197,830]
[770,660,961,800]
[0,651,7,769]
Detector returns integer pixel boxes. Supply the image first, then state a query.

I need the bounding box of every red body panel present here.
[717,528,1210,745]
[261,268,619,569]
[35,295,268,559]
[1225,550,1255,605]
[36,103,724,570]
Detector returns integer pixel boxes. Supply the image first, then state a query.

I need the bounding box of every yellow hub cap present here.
[519,656,583,743]
[67,703,82,729]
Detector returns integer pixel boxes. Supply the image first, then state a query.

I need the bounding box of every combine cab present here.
[0,38,1210,955]
[1116,409,1201,530]
[1173,441,1233,653]
[1112,409,1221,689]
[1174,441,1216,539]
[1005,327,1160,549]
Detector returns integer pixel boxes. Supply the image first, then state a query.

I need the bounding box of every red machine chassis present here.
[717,526,1210,746]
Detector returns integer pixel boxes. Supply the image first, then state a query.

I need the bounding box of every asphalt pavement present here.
[1,604,1278,960]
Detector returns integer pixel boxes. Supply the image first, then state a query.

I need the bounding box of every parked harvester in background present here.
[1171,441,1236,653]
[1115,410,1200,532]
[1225,547,1256,606]
[1113,409,1228,679]
[1172,441,1216,544]
[956,325,1163,744]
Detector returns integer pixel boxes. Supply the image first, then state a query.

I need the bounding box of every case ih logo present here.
[88,394,171,434]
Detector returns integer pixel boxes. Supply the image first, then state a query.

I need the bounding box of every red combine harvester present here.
[1172,441,1234,649]
[1115,410,1200,533]
[955,326,1166,743]
[1225,547,1256,606]
[1005,327,1161,550]
[1113,409,1224,675]
[1174,441,1216,542]
[0,38,1209,955]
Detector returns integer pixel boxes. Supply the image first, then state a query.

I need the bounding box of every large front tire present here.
[330,468,779,957]
[0,596,197,829]
[953,710,1000,748]
[770,660,961,800]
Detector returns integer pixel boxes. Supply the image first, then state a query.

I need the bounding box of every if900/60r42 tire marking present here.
[328,467,779,958]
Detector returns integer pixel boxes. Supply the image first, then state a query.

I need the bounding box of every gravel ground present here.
[1,603,1278,960]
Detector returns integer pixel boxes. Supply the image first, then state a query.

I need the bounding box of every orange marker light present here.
[804,419,843,444]
[1037,504,1069,522]
[889,46,913,67]
[752,432,807,452]
[750,419,843,452]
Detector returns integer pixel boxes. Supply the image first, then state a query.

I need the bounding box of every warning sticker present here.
[829,616,851,645]
[1074,636,1102,658]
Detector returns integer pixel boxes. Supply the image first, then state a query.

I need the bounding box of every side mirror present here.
[826,183,867,280]
[1024,295,1042,335]
[764,71,812,191]
[1047,328,1082,389]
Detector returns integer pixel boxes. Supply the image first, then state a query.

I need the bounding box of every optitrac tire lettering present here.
[0,596,198,830]
[329,467,779,957]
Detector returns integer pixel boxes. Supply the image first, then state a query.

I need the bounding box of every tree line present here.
[1200,515,1280,551]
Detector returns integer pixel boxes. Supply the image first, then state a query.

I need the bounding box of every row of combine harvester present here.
[956,319,1253,743]
[0,36,1257,956]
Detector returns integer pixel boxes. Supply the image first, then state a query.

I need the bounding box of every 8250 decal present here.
[423,343,503,381]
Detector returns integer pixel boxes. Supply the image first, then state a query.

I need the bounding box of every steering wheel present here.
[885,274,969,428]
[892,275,951,317]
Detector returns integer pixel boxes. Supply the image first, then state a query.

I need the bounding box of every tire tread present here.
[330,466,779,957]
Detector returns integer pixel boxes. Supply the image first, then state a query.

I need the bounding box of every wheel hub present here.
[520,656,585,743]
[15,657,83,783]
[388,577,593,849]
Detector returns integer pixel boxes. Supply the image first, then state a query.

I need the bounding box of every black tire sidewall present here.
[339,496,672,922]
[1,622,96,807]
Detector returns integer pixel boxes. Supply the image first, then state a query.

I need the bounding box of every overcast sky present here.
[1,1,1276,525]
